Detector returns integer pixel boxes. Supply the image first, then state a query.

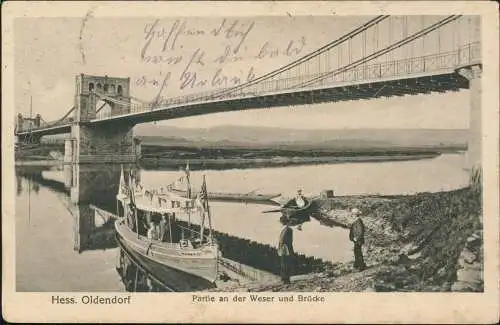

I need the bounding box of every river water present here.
[15,153,468,292]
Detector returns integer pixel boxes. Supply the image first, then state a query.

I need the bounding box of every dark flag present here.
[185,161,191,199]
[200,175,208,207]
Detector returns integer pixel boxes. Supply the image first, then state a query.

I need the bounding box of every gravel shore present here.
[219,186,483,292]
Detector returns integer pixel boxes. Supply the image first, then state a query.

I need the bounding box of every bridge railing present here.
[93,42,480,121]
[233,41,481,93]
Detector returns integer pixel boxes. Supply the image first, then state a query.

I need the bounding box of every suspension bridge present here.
[15,15,481,172]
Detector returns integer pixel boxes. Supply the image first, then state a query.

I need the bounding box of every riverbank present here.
[214,186,483,292]
[140,153,441,170]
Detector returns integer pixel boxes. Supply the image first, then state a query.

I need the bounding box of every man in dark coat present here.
[349,208,367,271]
[170,213,180,243]
[127,203,136,232]
[159,213,172,243]
[278,216,294,284]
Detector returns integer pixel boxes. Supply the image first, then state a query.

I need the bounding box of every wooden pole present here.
[200,209,205,243]
[203,175,213,243]
[186,162,192,230]
[134,267,139,292]
[129,171,140,238]
[168,214,173,244]
[29,96,33,142]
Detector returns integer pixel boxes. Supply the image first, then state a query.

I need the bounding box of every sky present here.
[14,15,477,130]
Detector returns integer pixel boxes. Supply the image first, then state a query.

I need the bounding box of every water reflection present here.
[17,172,117,253]
[73,204,117,253]
[116,241,174,292]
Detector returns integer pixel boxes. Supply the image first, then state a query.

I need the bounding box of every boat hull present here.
[115,219,219,284]
[116,237,216,292]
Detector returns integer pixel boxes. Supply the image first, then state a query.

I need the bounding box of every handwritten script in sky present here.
[137,18,307,103]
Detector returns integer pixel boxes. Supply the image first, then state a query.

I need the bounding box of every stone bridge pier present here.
[64,74,141,164]
[456,62,482,185]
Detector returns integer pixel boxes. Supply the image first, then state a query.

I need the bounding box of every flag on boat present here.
[200,175,208,206]
[185,161,191,199]
[195,175,209,211]
[199,174,213,244]
[201,178,207,200]
[118,165,127,197]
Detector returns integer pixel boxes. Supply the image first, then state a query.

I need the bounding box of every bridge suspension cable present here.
[55,106,75,122]
[95,101,108,114]
[207,15,389,99]
[95,92,133,107]
[40,106,75,128]
[293,15,462,89]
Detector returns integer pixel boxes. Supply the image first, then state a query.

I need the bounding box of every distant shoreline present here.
[139,153,441,170]
[15,152,443,168]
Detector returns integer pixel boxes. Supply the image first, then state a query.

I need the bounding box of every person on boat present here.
[159,213,172,243]
[170,212,180,243]
[349,208,367,271]
[278,216,295,284]
[147,221,159,241]
[294,189,308,208]
[127,203,137,232]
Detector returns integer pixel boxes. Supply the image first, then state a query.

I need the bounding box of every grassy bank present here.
[139,153,441,170]
[140,144,457,160]
[230,186,482,292]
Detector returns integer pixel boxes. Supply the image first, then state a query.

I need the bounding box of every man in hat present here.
[349,208,367,271]
[278,216,295,284]
[127,203,137,232]
[294,189,308,208]
[159,213,171,243]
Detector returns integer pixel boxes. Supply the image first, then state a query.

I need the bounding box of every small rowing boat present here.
[263,194,315,225]
[281,197,314,225]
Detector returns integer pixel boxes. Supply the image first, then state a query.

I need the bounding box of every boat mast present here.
[129,170,139,238]
[185,161,191,231]
[118,165,124,217]
[199,175,206,243]
[203,175,213,244]
[199,204,205,243]
[28,95,33,143]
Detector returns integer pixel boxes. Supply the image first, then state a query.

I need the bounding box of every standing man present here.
[349,208,367,271]
[127,203,136,232]
[158,213,171,243]
[278,216,294,284]
[170,213,180,243]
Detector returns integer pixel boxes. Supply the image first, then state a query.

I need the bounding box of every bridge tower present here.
[16,113,42,144]
[64,74,140,164]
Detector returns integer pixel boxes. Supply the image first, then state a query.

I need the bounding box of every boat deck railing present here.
[177,224,216,245]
